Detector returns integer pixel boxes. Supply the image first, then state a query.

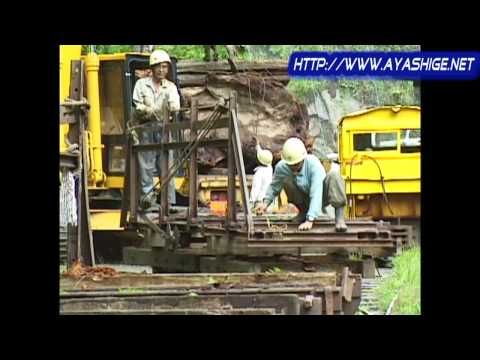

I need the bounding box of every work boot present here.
[335,207,348,232]
[140,192,156,211]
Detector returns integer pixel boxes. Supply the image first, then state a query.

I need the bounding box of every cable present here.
[348,152,394,218]
[361,154,395,216]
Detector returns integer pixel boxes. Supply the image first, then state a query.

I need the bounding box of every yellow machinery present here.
[60,45,265,231]
[60,45,82,152]
[339,105,421,241]
[60,46,186,230]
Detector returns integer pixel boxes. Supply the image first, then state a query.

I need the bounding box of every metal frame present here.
[122,92,252,229]
[120,93,403,259]
[60,60,95,267]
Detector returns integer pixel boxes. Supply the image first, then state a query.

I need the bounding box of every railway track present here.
[60,269,361,315]
[358,267,393,315]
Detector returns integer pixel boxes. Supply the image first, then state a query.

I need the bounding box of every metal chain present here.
[60,169,77,227]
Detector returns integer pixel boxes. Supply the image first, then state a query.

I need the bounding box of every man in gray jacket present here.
[132,49,180,210]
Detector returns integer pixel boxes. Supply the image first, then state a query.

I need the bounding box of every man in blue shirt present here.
[255,137,347,232]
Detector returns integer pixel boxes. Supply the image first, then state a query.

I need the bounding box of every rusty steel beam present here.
[160,107,170,222]
[129,139,139,224]
[120,136,131,228]
[163,116,229,132]
[230,105,253,233]
[132,139,229,152]
[189,99,198,219]
[227,95,236,225]
[60,287,345,315]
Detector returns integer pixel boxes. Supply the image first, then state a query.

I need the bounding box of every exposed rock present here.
[180,72,309,173]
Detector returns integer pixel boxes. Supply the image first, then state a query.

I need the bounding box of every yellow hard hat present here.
[150,50,171,67]
[256,145,273,166]
[281,137,307,165]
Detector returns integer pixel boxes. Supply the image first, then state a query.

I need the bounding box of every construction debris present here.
[63,260,118,280]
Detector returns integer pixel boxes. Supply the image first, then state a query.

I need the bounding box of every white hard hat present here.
[150,50,171,67]
[281,137,307,165]
[256,145,273,166]
[326,153,339,161]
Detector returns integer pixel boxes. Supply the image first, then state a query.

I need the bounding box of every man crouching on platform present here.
[254,137,348,232]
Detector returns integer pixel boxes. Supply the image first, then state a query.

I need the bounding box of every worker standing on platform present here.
[132,49,180,210]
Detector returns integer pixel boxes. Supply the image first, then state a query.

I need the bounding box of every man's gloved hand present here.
[152,102,169,121]
[144,106,155,117]
[298,220,313,231]
[135,103,152,116]
[131,130,140,145]
[254,201,268,215]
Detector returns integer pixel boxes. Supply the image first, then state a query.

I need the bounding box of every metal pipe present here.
[85,51,105,186]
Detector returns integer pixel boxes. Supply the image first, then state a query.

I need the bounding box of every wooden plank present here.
[60,293,301,315]
[324,286,334,315]
[60,271,337,290]
[340,267,353,302]
[61,308,277,315]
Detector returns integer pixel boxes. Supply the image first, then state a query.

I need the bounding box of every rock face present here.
[305,89,362,157]
[177,65,309,173]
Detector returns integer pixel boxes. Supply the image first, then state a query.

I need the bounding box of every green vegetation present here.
[84,44,420,106]
[265,266,283,273]
[376,246,421,315]
[82,45,135,54]
[82,45,249,62]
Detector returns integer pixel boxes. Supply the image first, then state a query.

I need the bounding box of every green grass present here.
[376,246,421,315]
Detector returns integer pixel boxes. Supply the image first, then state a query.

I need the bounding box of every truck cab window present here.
[353,132,398,151]
[400,129,421,153]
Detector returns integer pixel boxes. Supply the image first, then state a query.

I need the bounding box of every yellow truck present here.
[339,105,421,242]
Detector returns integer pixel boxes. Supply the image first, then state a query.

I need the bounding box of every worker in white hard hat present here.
[132,49,180,210]
[319,153,348,232]
[254,137,327,231]
[249,141,273,210]
[325,153,340,172]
